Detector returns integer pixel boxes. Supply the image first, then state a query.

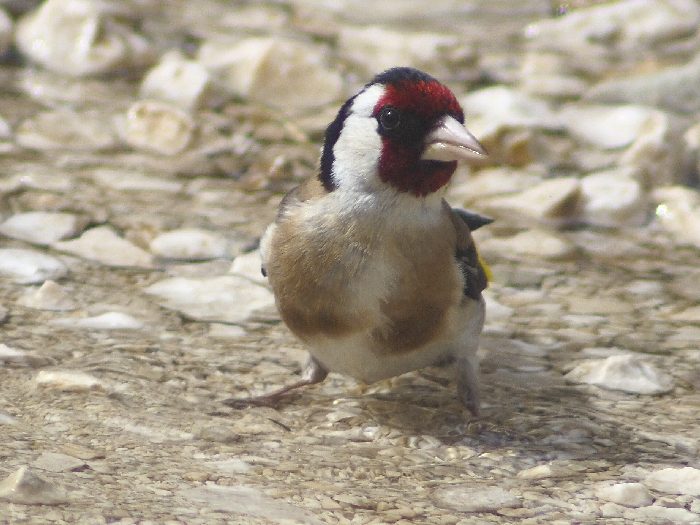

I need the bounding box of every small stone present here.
[15,0,153,77]
[15,109,117,151]
[559,104,661,150]
[432,485,521,513]
[485,177,581,224]
[208,324,247,339]
[35,370,105,392]
[338,26,475,80]
[0,466,69,505]
[479,229,576,261]
[50,311,144,330]
[145,275,275,324]
[198,37,342,112]
[118,100,195,156]
[92,168,184,193]
[149,229,228,261]
[52,226,154,269]
[580,168,647,227]
[624,505,699,524]
[0,212,85,245]
[140,51,214,111]
[229,250,265,284]
[0,413,16,425]
[180,485,323,524]
[0,248,68,284]
[670,305,700,322]
[0,343,50,368]
[644,467,700,496]
[595,483,653,508]
[565,354,673,395]
[652,186,700,249]
[18,280,76,311]
[516,463,575,480]
[32,452,87,473]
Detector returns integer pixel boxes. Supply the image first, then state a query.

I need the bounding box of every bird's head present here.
[320,67,486,198]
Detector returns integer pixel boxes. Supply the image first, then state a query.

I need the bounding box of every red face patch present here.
[373,80,464,123]
[371,79,464,197]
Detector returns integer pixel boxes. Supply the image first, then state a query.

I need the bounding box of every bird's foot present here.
[456,355,481,417]
[223,357,328,410]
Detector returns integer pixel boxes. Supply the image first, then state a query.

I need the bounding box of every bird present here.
[228,67,491,416]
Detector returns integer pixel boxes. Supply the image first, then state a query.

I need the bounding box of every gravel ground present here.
[1,1,700,524]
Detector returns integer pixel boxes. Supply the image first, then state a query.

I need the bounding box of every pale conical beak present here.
[421,115,487,163]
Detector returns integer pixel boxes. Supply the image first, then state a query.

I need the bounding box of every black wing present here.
[446,203,491,300]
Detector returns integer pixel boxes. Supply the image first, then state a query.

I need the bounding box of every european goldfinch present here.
[232,67,490,415]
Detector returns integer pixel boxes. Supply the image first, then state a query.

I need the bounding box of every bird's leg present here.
[456,354,481,417]
[224,356,328,409]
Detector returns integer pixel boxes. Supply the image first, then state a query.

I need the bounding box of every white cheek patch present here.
[331,84,385,192]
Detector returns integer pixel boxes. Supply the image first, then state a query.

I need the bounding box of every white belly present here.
[305,297,485,383]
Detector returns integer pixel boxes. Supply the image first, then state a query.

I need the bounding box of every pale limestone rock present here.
[624,505,700,523]
[479,229,577,261]
[338,26,475,80]
[0,467,69,505]
[32,452,87,473]
[52,226,154,268]
[229,250,265,285]
[558,104,662,150]
[517,463,577,480]
[580,168,647,227]
[670,305,700,322]
[17,280,76,311]
[565,354,673,395]
[118,100,195,156]
[149,228,228,261]
[15,109,117,151]
[145,275,275,324]
[484,177,581,224]
[140,51,214,111]
[180,485,323,524]
[519,51,589,99]
[92,168,183,193]
[15,0,153,77]
[36,370,105,391]
[645,467,700,496]
[595,483,653,508]
[524,0,700,61]
[50,311,144,330]
[433,485,521,513]
[0,211,85,245]
[0,248,68,284]
[652,186,700,249]
[198,37,343,112]
[448,167,544,204]
[0,344,50,368]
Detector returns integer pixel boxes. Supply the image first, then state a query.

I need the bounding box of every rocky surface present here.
[1,0,699,523]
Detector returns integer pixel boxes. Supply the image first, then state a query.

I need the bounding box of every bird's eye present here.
[379,107,401,130]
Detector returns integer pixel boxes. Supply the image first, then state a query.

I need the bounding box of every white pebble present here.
[0,466,69,505]
[645,467,700,496]
[18,280,76,311]
[0,248,68,284]
[36,370,105,392]
[92,168,183,193]
[198,37,342,111]
[565,354,673,395]
[229,250,265,284]
[50,312,144,330]
[140,51,214,111]
[0,211,84,245]
[580,168,647,227]
[653,186,700,249]
[118,100,195,155]
[145,275,275,324]
[432,485,521,513]
[149,228,228,261]
[15,109,117,151]
[52,226,154,269]
[15,0,153,77]
[479,229,576,260]
[595,482,653,508]
[485,177,581,224]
